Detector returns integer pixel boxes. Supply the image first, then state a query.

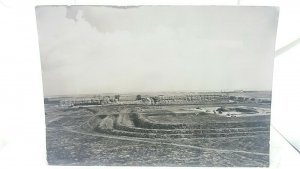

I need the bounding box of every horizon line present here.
[44,89,272,98]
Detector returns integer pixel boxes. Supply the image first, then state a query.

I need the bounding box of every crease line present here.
[275,38,300,57]
[271,124,300,154]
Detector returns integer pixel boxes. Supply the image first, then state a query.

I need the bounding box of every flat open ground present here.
[45,101,271,167]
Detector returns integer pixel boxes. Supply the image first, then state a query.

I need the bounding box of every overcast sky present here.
[36,6,279,96]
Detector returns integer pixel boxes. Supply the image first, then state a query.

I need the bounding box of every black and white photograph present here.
[36,6,279,167]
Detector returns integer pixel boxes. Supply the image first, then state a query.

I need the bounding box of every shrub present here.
[136,95,142,100]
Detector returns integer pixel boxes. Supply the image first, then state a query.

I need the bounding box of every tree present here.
[151,97,160,104]
[238,97,244,102]
[229,96,236,100]
[136,95,142,100]
[114,94,120,101]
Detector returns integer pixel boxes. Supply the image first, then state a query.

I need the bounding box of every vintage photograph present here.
[36,6,279,167]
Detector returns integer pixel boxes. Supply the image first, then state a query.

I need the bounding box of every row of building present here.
[51,93,271,107]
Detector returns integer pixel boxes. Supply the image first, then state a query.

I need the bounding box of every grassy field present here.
[45,103,270,166]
